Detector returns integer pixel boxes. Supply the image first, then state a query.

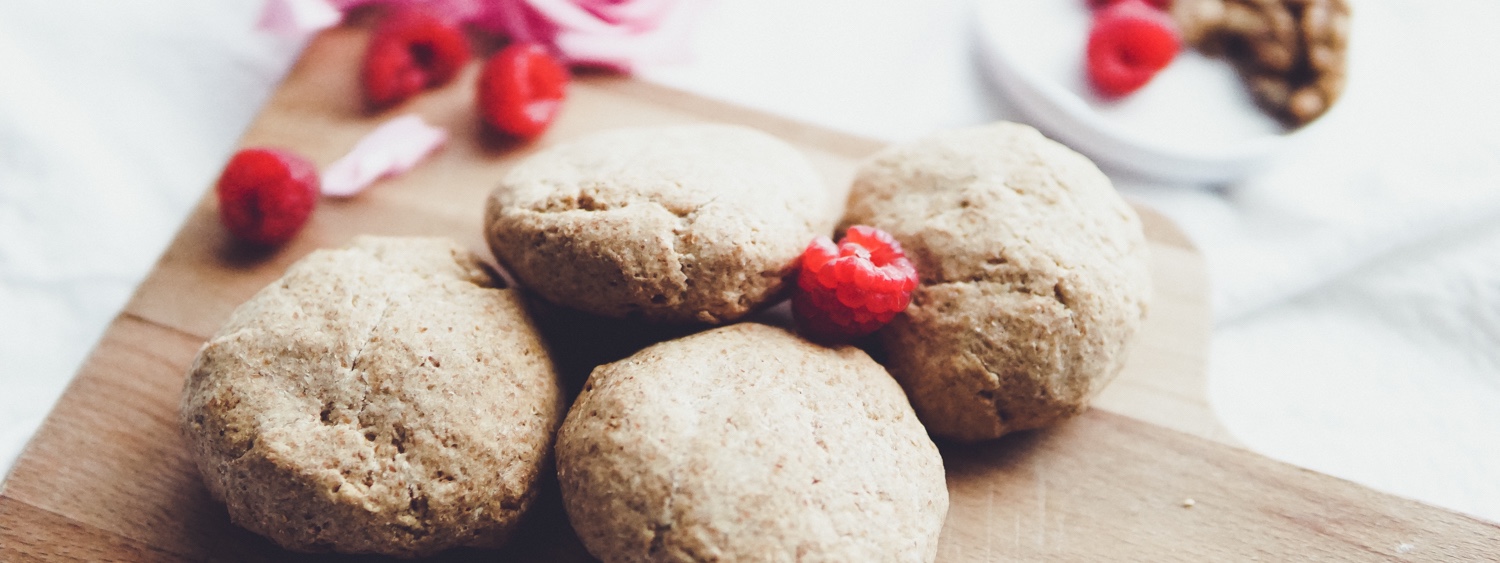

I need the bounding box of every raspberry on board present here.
[792,225,919,342]
[1086,0,1182,98]
[215,148,320,247]
[361,9,472,110]
[477,43,570,140]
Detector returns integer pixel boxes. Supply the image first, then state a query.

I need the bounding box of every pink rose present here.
[472,0,701,71]
[259,0,482,34]
[327,0,487,23]
[260,0,702,72]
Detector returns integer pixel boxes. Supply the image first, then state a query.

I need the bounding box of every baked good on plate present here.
[556,323,948,562]
[843,122,1151,442]
[179,236,564,557]
[1176,0,1356,126]
[1173,0,1350,127]
[484,124,837,324]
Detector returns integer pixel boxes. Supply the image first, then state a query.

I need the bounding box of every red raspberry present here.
[1085,0,1182,98]
[792,226,919,341]
[477,43,570,140]
[215,148,320,247]
[361,9,471,110]
[1088,0,1171,10]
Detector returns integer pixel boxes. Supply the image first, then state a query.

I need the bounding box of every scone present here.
[843,122,1151,442]
[484,124,837,324]
[556,323,948,562]
[179,236,565,557]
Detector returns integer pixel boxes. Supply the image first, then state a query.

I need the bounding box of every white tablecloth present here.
[2,0,1496,522]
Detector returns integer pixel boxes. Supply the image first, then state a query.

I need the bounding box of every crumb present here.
[1182,498,1196,508]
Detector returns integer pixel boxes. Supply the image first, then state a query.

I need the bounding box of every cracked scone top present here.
[178,236,564,557]
[844,122,1152,443]
[557,323,949,562]
[484,124,837,324]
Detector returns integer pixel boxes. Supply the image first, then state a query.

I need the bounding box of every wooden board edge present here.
[0,496,190,562]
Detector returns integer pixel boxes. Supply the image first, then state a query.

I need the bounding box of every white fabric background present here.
[1,0,1496,523]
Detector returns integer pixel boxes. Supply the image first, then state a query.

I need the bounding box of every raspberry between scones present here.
[793,225,919,341]
[484,124,838,324]
[843,122,1152,442]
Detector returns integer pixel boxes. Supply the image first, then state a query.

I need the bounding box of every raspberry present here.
[361,9,471,110]
[477,43,570,140]
[215,148,320,247]
[1088,0,1171,10]
[792,226,919,342]
[1085,0,1182,98]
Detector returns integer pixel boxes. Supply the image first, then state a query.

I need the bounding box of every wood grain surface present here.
[2,26,1497,562]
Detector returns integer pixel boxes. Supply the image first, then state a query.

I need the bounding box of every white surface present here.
[0,2,305,474]
[2,0,1497,524]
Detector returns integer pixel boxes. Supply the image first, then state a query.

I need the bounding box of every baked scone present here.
[556,323,948,562]
[484,124,837,324]
[179,236,565,557]
[843,123,1151,443]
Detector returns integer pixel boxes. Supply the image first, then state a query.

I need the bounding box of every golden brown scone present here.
[485,124,837,324]
[556,323,948,562]
[844,123,1151,443]
[179,236,565,557]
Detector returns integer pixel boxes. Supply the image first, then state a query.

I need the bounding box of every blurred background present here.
[1,0,1496,522]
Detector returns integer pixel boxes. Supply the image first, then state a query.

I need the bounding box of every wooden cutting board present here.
[2,26,1497,562]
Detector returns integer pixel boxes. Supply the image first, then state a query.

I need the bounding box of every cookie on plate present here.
[844,122,1151,442]
[484,124,837,324]
[179,236,565,557]
[556,323,948,562]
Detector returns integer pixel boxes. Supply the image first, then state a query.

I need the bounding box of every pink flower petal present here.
[577,0,675,30]
[257,0,489,36]
[518,0,609,33]
[474,0,558,43]
[266,0,705,72]
[328,0,486,24]
[551,0,699,69]
[472,0,703,70]
[321,115,448,198]
[257,0,343,35]
[553,31,644,70]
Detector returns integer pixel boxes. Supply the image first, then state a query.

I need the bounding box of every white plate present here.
[974,0,1300,184]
